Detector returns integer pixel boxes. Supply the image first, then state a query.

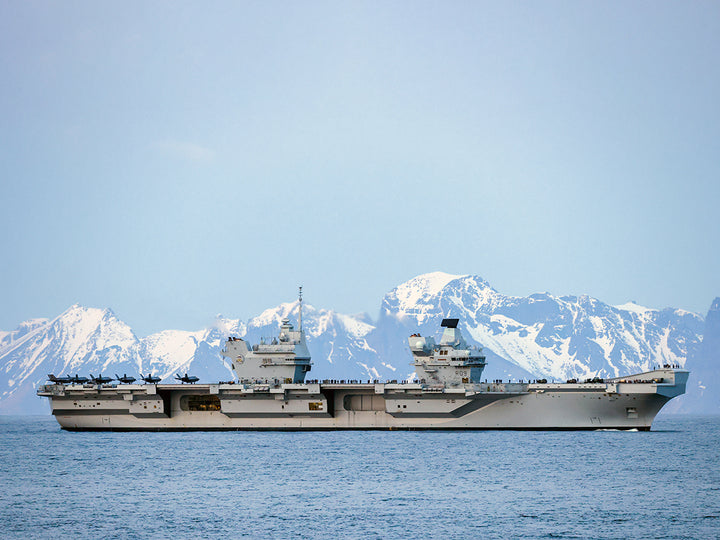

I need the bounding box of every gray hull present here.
[38,368,688,431]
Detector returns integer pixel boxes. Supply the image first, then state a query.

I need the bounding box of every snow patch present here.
[336,313,374,338]
[614,302,653,314]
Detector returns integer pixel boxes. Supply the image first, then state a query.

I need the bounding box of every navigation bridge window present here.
[181,395,221,412]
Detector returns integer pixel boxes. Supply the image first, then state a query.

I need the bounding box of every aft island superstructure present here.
[37,291,688,431]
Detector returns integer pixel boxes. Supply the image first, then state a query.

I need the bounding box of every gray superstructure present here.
[37,291,688,431]
[410,318,487,386]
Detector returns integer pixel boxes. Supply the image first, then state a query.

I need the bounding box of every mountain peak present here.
[387,272,463,308]
[56,304,107,326]
[383,273,496,321]
[209,315,244,337]
[250,301,305,328]
[414,271,465,287]
[614,301,653,314]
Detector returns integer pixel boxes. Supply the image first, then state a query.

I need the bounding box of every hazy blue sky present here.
[1,2,718,336]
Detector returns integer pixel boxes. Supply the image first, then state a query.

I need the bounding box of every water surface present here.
[1,415,718,539]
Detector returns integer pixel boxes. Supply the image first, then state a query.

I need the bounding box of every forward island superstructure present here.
[37,291,688,431]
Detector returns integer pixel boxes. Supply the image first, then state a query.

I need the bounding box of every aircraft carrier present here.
[37,291,688,431]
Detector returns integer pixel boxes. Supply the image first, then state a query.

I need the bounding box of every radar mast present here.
[298,286,303,332]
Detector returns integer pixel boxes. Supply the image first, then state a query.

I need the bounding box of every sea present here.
[1,415,718,540]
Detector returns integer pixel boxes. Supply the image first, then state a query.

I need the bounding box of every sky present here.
[1,1,719,336]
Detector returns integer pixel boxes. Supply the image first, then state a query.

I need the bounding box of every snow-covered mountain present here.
[381,272,702,380]
[1,272,715,415]
[673,297,720,414]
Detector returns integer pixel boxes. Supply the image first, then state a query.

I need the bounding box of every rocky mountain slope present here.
[1,272,714,415]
